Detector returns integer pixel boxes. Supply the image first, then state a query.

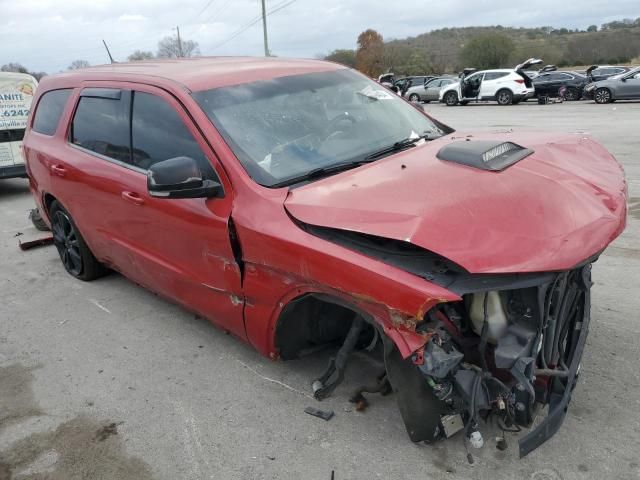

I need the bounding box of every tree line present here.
[1,33,200,79]
[326,18,640,77]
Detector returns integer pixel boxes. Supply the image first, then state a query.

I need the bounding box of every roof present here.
[48,56,344,92]
[0,71,38,82]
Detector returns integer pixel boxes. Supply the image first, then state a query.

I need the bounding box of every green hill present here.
[327,20,640,76]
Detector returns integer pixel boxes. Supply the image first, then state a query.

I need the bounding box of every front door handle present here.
[50,164,66,177]
[121,191,145,206]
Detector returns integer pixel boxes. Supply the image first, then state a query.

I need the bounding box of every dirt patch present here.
[0,365,42,430]
[0,364,154,480]
[0,417,153,480]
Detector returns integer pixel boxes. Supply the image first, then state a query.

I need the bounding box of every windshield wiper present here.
[271,160,372,188]
[364,134,433,161]
[271,133,438,188]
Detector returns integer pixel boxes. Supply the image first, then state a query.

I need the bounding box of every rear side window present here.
[131,92,210,173]
[483,72,509,81]
[32,89,72,135]
[71,90,131,163]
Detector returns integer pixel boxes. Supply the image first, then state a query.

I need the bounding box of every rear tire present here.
[496,89,513,105]
[408,93,421,103]
[29,208,50,231]
[49,201,107,281]
[594,88,612,104]
[444,91,458,106]
[565,88,580,101]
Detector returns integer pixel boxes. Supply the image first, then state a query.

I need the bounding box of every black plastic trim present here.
[518,284,591,457]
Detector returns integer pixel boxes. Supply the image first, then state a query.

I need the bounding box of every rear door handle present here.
[121,191,145,206]
[50,164,66,177]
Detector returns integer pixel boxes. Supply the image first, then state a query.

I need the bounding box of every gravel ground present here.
[1,99,639,480]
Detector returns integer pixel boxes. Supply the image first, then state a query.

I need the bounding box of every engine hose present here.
[534,368,569,377]
[478,292,490,372]
[540,274,561,369]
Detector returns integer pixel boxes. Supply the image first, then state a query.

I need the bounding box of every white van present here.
[1,72,38,179]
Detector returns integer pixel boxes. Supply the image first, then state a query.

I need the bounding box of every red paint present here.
[285,131,627,273]
[23,58,627,361]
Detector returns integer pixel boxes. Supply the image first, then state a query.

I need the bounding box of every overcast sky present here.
[1,0,639,73]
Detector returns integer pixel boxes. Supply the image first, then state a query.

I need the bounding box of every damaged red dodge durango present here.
[23,57,626,458]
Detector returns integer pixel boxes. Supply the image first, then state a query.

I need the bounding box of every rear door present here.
[479,72,507,98]
[62,83,245,338]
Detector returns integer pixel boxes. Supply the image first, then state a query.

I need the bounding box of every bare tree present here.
[1,63,29,73]
[128,50,155,61]
[2,63,47,80]
[68,60,90,70]
[157,35,200,58]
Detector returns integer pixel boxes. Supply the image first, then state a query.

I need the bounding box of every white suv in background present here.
[440,59,541,106]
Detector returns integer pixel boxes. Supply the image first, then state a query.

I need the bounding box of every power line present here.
[209,0,297,51]
[194,0,219,20]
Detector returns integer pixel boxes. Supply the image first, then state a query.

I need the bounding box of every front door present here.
[462,73,483,99]
[64,84,245,339]
[617,73,640,99]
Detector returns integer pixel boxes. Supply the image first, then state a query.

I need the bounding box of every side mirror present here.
[147,156,223,199]
[621,77,627,82]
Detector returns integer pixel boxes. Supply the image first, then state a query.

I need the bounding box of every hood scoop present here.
[436,140,533,172]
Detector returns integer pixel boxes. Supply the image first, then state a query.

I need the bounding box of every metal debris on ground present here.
[18,235,54,250]
[304,406,334,421]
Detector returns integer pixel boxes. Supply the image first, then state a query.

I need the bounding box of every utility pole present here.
[176,26,184,57]
[261,0,270,56]
[102,40,115,63]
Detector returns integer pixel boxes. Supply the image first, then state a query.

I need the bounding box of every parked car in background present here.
[0,72,38,179]
[586,65,630,82]
[405,76,456,102]
[395,76,432,96]
[585,66,640,103]
[440,68,536,106]
[440,58,541,106]
[533,71,587,100]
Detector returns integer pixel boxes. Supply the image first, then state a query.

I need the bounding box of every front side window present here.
[131,92,210,174]
[193,69,447,187]
[70,89,213,176]
[71,90,131,162]
[32,89,72,135]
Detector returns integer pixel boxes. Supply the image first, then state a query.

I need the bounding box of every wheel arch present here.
[496,87,515,99]
[273,291,379,360]
[42,192,58,219]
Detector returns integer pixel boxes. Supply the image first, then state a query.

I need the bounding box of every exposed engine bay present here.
[401,264,592,458]
[301,259,593,459]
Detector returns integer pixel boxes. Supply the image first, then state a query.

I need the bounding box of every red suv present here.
[24,57,626,458]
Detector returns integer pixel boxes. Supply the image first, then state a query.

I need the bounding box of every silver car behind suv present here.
[585,66,640,103]
[404,76,456,103]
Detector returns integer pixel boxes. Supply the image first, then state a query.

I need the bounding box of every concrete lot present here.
[1,100,639,480]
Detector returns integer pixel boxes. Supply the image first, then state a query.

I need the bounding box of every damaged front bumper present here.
[383,263,594,458]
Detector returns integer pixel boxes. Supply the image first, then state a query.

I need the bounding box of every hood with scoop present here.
[284,131,626,274]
